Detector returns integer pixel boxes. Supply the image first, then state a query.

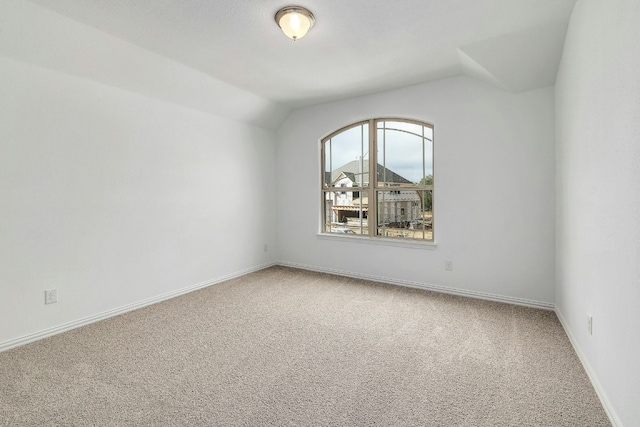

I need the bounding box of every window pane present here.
[324,190,369,235]
[377,121,431,185]
[325,124,369,187]
[376,190,433,240]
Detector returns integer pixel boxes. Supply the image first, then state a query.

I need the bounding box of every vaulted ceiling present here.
[5,0,577,128]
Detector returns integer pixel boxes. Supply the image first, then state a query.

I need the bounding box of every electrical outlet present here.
[444,259,453,271]
[263,244,268,252]
[587,315,593,335]
[45,289,58,305]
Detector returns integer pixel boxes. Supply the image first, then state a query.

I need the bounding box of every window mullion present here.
[422,125,425,181]
[360,125,365,232]
[369,119,376,237]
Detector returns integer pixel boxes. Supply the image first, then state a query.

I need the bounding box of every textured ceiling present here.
[23,0,576,110]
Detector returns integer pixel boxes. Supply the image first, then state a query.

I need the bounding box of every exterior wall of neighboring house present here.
[326,174,365,225]
[333,175,356,209]
[326,169,421,226]
[377,189,422,225]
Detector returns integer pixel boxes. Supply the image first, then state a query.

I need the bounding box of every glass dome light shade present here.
[275,7,315,41]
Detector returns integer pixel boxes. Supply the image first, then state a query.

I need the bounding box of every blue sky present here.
[326,121,433,183]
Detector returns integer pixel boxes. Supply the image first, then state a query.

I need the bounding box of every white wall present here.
[0,56,277,347]
[555,1,640,425]
[276,77,556,306]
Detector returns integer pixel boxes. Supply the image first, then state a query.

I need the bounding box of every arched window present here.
[321,118,434,241]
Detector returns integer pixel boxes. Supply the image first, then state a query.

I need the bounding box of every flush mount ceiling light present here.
[275,6,315,41]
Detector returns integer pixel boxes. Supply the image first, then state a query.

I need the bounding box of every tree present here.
[418,175,433,212]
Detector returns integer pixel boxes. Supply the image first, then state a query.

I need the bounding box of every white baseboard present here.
[277,260,555,311]
[555,309,623,427]
[0,262,276,354]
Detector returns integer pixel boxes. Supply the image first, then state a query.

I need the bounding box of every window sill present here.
[316,233,437,250]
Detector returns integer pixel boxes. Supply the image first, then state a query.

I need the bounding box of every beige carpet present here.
[0,266,610,426]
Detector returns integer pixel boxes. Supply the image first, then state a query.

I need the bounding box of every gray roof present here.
[329,160,412,185]
[340,172,356,182]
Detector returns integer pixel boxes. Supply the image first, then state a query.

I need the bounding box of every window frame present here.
[320,118,435,243]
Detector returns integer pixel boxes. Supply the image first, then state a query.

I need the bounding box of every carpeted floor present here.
[0,266,610,426]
